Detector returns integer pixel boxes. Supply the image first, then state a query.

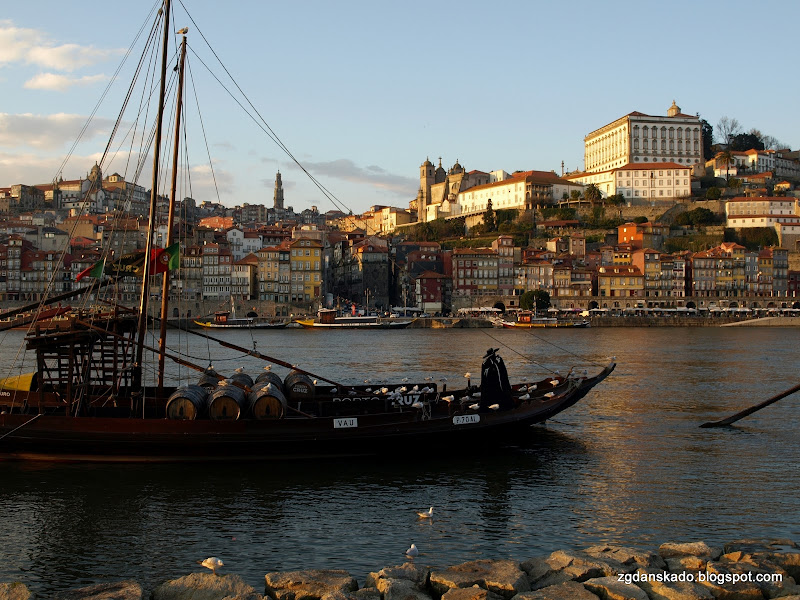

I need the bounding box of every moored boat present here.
[194,298,286,329]
[294,308,414,329]
[498,311,590,329]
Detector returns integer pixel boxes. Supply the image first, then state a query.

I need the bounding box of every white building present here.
[567,162,692,200]
[583,100,704,176]
[725,196,800,228]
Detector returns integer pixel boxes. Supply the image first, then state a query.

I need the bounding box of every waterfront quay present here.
[4,539,800,600]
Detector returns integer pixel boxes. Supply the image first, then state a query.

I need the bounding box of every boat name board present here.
[453,414,480,425]
[333,396,379,403]
[334,418,358,429]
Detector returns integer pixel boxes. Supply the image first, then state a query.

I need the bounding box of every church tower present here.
[418,158,434,221]
[273,171,284,210]
[667,100,681,117]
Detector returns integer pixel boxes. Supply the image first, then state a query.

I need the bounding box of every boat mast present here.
[158,30,187,392]
[134,0,171,392]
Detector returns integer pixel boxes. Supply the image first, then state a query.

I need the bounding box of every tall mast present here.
[134,0,171,393]
[158,31,187,392]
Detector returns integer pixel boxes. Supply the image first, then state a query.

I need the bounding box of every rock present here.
[264,570,357,600]
[365,563,429,592]
[441,585,505,600]
[528,551,621,590]
[513,580,600,599]
[584,545,666,570]
[378,579,433,600]
[348,589,382,600]
[625,568,713,600]
[152,573,262,600]
[582,576,649,600]
[0,582,35,600]
[52,581,143,600]
[429,560,529,599]
[664,557,707,573]
[659,543,722,561]
[697,561,771,600]
[519,558,553,586]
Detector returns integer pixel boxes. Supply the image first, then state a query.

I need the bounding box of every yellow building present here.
[289,238,323,306]
[597,265,644,300]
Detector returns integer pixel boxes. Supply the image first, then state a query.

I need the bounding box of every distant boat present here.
[498,311,590,329]
[194,297,286,329]
[294,308,414,329]
[0,304,72,332]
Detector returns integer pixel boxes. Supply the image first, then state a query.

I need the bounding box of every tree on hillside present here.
[730,132,765,152]
[705,186,722,200]
[570,190,581,201]
[717,149,735,182]
[716,116,742,147]
[584,184,602,205]
[483,199,496,232]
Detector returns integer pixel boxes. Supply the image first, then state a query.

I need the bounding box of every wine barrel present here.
[248,382,288,419]
[166,385,208,420]
[229,371,254,389]
[208,382,247,421]
[255,369,283,389]
[284,370,315,400]
[197,367,220,390]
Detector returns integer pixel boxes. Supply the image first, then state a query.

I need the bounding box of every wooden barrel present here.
[255,369,284,389]
[248,382,288,419]
[284,370,315,400]
[208,382,247,421]
[166,385,208,420]
[229,371,254,389]
[197,367,220,390]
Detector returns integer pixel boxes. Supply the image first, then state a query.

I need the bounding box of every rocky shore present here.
[3,539,800,600]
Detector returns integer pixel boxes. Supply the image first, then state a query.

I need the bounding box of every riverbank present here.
[3,539,798,600]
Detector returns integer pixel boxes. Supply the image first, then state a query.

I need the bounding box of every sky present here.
[1,0,799,216]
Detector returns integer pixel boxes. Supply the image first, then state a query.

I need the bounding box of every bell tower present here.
[273,171,284,210]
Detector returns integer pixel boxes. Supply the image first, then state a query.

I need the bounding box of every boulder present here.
[377,579,434,600]
[52,581,143,600]
[626,568,714,600]
[582,576,649,600]
[584,545,666,570]
[664,557,707,574]
[365,563,429,592]
[519,558,553,586]
[264,570,357,600]
[512,580,600,599]
[152,573,262,600]
[347,589,382,600]
[429,560,529,599]
[659,543,722,561]
[441,585,505,600]
[0,582,34,600]
[528,551,620,590]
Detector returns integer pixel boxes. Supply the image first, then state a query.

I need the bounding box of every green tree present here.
[717,150,735,182]
[584,184,602,205]
[483,199,496,232]
[607,194,625,206]
[519,290,551,312]
[570,189,581,201]
[705,186,722,200]
[701,118,714,161]
[519,290,536,310]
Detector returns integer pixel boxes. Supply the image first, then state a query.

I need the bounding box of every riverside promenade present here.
[3,539,799,600]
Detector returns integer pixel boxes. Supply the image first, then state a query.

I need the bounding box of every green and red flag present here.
[75,259,106,282]
[151,242,180,274]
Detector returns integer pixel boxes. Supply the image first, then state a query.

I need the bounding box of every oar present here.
[700,382,800,428]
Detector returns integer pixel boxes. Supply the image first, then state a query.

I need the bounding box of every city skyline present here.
[1,0,799,215]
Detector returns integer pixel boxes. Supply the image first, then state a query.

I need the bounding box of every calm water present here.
[1,326,798,596]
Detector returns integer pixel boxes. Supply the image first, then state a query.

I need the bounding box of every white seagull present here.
[464,372,471,379]
[405,543,419,558]
[198,557,224,575]
[411,401,423,409]
[519,393,530,400]
[417,506,433,518]
[488,404,500,411]
[468,403,480,411]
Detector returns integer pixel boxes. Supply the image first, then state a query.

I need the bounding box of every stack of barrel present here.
[165,366,307,421]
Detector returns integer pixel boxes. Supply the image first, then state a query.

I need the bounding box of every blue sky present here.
[1,0,798,215]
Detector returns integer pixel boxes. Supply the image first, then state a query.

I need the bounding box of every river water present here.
[0,326,798,596]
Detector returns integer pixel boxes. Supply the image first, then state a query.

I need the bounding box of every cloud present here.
[0,112,114,150]
[24,72,108,91]
[287,158,416,197]
[0,21,122,71]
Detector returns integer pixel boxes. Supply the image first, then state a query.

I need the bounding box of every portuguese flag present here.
[75,258,106,282]
[152,242,180,274]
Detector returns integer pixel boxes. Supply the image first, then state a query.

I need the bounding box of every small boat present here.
[294,308,414,329]
[194,298,286,329]
[498,311,590,329]
[0,304,72,332]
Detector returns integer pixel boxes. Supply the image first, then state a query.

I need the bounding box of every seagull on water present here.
[405,543,419,558]
[198,557,224,575]
[417,507,433,519]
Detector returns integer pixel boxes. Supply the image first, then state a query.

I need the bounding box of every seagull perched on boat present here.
[402,377,410,383]
[424,376,433,381]
[518,386,527,392]
[519,393,530,400]
[312,379,318,385]
[550,379,559,386]
[521,376,528,382]
[442,395,455,403]
[488,404,500,411]
[464,372,471,379]
[471,391,481,398]
[530,384,537,390]
[198,557,224,576]
[380,387,389,395]
[330,387,337,393]
[364,379,371,384]
[411,385,419,392]
[468,403,479,411]
[545,392,555,398]
[417,507,433,519]
[176,26,189,35]
[397,386,407,393]
[405,544,419,558]
[411,401,423,409]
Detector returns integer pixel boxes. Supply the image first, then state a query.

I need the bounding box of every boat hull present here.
[0,365,614,462]
[193,319,287,329]
[500,320,590,328]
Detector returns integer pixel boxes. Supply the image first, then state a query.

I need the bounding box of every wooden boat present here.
[294,308,414,329]
[498,311,590,329]
[194,298,286,329]
[0,304,72,332]
[0,2,614,462]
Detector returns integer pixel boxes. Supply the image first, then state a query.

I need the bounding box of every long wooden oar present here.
[700,382,800,428]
